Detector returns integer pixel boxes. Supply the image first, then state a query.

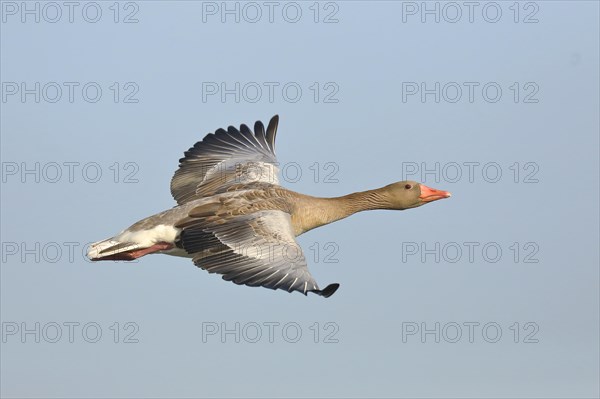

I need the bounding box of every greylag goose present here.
[88,115,451,297]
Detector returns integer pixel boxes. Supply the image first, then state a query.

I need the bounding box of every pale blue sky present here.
[1,1,599,398]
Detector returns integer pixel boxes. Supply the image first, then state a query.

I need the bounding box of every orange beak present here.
[419,184,452,203]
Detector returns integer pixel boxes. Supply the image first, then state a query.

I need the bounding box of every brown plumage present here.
[88,115,451,298]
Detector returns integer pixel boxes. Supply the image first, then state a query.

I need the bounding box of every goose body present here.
[88,116,451,297]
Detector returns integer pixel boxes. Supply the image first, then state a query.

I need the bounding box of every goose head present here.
[384,181,451,210]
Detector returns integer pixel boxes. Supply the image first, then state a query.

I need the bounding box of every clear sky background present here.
[1,1,599,398]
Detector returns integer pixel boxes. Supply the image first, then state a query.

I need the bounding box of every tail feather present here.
[87,238,139,261]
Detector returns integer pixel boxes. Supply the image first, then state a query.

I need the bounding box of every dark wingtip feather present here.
[254,120,265,136]
[240,124,252,135]
[265,115,279,152]
[314,283,340,298]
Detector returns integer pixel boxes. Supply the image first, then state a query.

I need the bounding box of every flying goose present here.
[88,115,451,298]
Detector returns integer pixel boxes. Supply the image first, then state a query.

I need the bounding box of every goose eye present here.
[404,184,412,190]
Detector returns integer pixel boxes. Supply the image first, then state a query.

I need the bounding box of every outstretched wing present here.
[176,209,339,297]
[170,115,281,204]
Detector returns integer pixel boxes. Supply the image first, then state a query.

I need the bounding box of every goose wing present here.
[170,115,281,204]
[176,208,339,297]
